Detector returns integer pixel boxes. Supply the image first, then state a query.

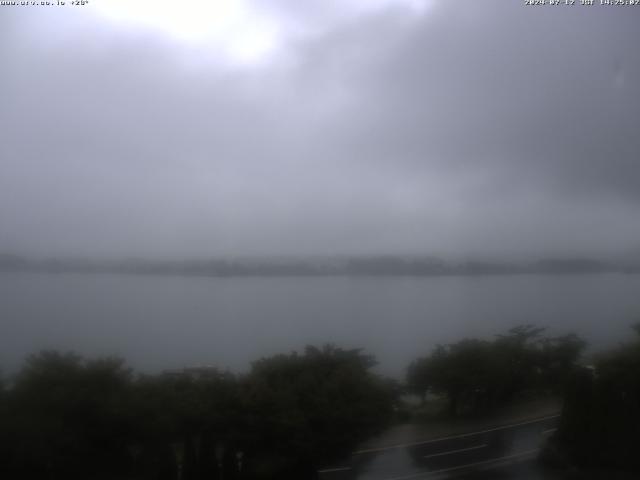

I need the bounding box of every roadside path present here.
[319,397,562,480]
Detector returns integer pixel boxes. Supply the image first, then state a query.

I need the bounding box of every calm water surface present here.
[1,272,639,376]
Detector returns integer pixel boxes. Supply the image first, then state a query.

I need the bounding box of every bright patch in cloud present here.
[92,0,279,64]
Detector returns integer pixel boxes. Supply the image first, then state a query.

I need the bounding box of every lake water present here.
[1,272,639,377]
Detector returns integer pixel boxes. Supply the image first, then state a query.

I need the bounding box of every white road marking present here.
[352,414,560,455]
[317,466,352,474]
[384,449,540,480]
[542,428,557,435]
[423,444,487,459]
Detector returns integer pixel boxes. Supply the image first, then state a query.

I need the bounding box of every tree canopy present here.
[0,345,394,480]
[554,323,640,473]
[407,325,586,416]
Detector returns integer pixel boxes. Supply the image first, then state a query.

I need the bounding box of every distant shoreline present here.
[1,254,639,278]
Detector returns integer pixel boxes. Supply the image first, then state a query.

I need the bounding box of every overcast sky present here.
[1,0,639,259]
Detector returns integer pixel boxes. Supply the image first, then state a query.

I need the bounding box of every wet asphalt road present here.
[318,415,560,480]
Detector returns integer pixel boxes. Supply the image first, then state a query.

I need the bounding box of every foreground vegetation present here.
[407,325,585,417]
[0,346,394,479]
[544,324,640,475]
[1,324,639,478]
[407,324,640,475]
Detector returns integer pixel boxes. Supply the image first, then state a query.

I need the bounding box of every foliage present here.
[407,325,586,416]
[0,345,394,479]
[2,351,134,478]
[555,323,640,472]
[240,345,394,477]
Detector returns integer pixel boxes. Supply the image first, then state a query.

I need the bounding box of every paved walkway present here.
[356,396,561,452]
[319,397,563,480]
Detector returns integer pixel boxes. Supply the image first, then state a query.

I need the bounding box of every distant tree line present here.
[0,346,395,480]
[2,253,640,277]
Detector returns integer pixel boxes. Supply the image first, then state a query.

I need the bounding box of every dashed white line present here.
[423,443,487,459]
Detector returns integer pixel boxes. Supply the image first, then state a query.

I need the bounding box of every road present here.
[318,415,560,480]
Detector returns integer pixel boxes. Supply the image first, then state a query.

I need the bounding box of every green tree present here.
[4,351,134,479]
[552,323,640,472]
[130,368,240,480]
[407,325,585,417]
[240,345,394,477]
[0,345,396,479]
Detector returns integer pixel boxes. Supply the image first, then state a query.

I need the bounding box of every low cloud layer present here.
[1,0,639,259]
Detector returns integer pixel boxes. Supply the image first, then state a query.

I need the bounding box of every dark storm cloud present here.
[0,0,639,258]
[308,1,640,197]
